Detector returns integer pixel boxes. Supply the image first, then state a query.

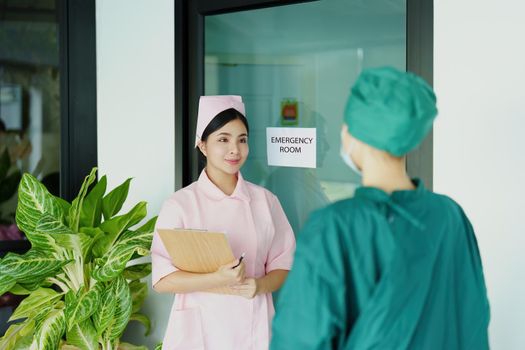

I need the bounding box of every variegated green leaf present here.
[118,342,148,350]
[92,230,153,282]
[0,273,16,295]
[79,226,104,239]
[65,283,103,330]
[0,319,35,350]
[129,280,147,314]
[15,173,63,240]
[19,279,46,292]
[53,232,94,261]
[104,276,132,340]
[129,313,151,336]
[55,196,72,217]
[69,168,98,232]
[101,178,132,220]
[24,229,60,254]
[32,307,66,350]
[93,202,147,258]
[154,342,163,350]
[41,216,96,261]
[9,283,32,295]
[123,263,152,281]
[9,287,62,322]
[12,333,33,350]
[36,214,76,235]
[135,216,157,234]
[92,282,117,336]
[0,250,71,283]
[79,175,107,228]
[66,319,98,350]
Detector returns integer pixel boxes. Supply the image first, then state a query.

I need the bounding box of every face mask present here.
[340,141,361,176]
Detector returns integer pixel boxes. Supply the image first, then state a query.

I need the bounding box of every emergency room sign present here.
[266,127,316,169]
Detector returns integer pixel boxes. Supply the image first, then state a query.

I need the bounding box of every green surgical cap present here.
[343,66,438,156]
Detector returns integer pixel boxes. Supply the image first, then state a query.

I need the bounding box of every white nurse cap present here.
[195,95,246,148]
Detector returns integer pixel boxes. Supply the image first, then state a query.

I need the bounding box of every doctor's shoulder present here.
[423,190,477,237]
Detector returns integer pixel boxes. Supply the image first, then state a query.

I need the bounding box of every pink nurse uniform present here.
[151,170,296,350]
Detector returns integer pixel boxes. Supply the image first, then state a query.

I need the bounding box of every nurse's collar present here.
[197,170,251,202]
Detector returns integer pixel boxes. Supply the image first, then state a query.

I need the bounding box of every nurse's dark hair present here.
[200,108,249,142]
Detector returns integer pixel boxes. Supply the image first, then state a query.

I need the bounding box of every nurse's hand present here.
[231,278,258,299]
[215,260,246,285]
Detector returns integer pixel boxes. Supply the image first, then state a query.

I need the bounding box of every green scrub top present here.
[270,179,490,350]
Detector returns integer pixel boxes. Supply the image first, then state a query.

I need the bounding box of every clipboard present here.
[157,228,238,295]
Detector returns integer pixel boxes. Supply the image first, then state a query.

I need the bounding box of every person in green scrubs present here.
[270,67,490,350]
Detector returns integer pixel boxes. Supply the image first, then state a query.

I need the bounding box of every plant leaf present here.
[15,173,63,239]
[9,283,32,295]
[92,230,153,282]
[92,282,117,336]
[80,175,107,228]
[129,280,147,314]
[118,342,148,350]
[0,273,16,295]
[122,263,152,281]
[35,215,96,260]
[101,178,132,220]
[93,202,147,258]
[154,342,163,350]
[0,319,35,350]
[12,333,33,350]
[32,306,66,350]
[65,283,103,330]
[129,313,151,336]
[36,214,76,235]
[66,319,98,350]
[0,250,71,284]
[135,216,157,234]
[55,196,72,228]
[69,168,98,232]
[9,287,62,322]
[104,276,132,341]
[19,279,47,292]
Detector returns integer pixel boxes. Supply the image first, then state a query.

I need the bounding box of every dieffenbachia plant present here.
[0,168,157,350]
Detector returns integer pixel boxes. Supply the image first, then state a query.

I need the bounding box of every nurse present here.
[151,95,296,350]
[270,67,490,349]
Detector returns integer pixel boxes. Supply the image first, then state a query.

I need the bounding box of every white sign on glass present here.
[266,127,316,169]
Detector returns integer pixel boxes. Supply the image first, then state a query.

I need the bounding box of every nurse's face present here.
[200,119,249,175]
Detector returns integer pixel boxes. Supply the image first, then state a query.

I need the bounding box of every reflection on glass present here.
[0,1,60,241]
[0,1,61,335]
[205,0,406,235]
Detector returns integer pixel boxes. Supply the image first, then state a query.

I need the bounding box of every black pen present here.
[232,252,246,269]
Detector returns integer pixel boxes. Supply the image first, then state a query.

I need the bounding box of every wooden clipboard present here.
[157,228,238,295]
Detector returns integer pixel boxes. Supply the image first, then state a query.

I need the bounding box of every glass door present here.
[202,0,407,235]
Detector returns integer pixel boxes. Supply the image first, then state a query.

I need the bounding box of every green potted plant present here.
[0,167,156,350]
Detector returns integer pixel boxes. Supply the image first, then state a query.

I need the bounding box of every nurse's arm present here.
[153,260,245,294]
[256,269,288,294]
[231,269,288,299]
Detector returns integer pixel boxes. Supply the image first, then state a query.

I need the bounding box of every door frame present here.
[175,0,434,189]
[59,0,98,201]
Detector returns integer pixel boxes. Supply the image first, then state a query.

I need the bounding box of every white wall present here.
[96,0,175,348]
[434,1,525,348]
